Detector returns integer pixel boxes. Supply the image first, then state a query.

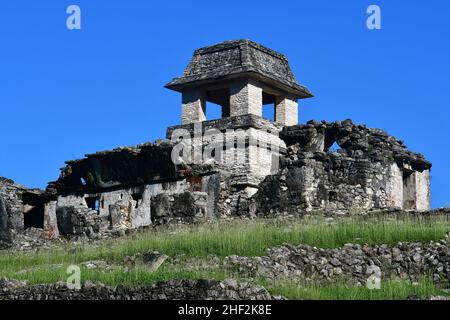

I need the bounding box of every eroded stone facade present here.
[0,40,432,241]
[251,120,431,216]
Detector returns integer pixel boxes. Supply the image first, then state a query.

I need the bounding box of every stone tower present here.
[165,39,313,126]
[165,40,313,193]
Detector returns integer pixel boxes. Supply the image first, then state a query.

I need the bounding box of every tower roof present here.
[165,39,313,98]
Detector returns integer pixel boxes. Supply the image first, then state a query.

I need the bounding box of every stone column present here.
[413,170,430,211]
[43,201,60,239]
[182,90,206,124]
[230,79,262,117]
[275,95,298,126]
[386,163,404,209]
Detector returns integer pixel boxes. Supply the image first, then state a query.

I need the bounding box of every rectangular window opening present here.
[262,92,275,121]
[85,196,100,212]
[132,193,142,209]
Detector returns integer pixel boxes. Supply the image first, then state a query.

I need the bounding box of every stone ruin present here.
[0,39,432,241]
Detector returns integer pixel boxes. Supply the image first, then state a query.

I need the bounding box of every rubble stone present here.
[0,279,277,300]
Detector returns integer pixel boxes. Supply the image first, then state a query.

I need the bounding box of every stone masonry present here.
[230,79,263,117]
[0,40,432,241]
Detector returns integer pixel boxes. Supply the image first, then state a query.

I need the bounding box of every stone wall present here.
[0,279,276,300]
[230,79,263,118]
[168,117,285,179]
[225,241,450,285]
[0,178,25,239]
[47,141,179,194]
[48,174,219,236]
[250,120,432,216]
[0,118,433,239]
[182,89,206,124]
[0,178,47,240]
[275,95,298,126]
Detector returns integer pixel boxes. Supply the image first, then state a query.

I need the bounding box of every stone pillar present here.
[414,170,430,211]
[275,95,298,126]
[43,201,59,239]
[182,90,206,124]
[387,163,404,209]
[402,168,431,211]
[230,80,262,117]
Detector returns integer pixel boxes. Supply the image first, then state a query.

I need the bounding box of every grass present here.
[1,261,448,300]
[0,215,448,274]
[2,265,230,287]
[0,215,448,300]
[1,263,448,300]
[267,278,450,300]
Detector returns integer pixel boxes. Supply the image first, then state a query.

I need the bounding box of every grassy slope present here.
[0,215,449,299]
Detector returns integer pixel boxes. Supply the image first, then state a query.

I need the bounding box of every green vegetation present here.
[2,265,229,287]
[1,264,448,300]
[267,278,450,300]
[1,215,448,272]
[0,215,448,300]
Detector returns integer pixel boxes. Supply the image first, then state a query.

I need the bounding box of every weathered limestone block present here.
[403,169,431,211]
[108,201,131,229]
[130,188,152,228]
[275,96,298,126]
[0,179,28,237]
[108,203,121,229]
[386,163,403,209]
[230,80,262,117]
[225,241,449,285]
[43,201,59,239]
[182,90,206,124]
[172,192,207,218]
[151,193,171,219]
[55,206,77,234]
[415,170,430,211]
[57,195,87,209]
[56,206,104,236]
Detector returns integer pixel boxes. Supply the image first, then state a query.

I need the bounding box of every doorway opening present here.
[403,170,416,210]
[22,192,45,229]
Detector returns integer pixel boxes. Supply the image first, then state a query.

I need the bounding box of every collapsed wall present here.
[250,120,431,216]
[0,40,434,241]
[0,118,433,241]
[39,140,222,238]
[0,117,433,242]
[39,115,285,238]
[166,114,286,217]
[0,177,47,241]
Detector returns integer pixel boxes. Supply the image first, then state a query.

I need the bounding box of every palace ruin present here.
[0,39,432,241]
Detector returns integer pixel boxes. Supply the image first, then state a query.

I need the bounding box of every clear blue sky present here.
[0,1,449,208]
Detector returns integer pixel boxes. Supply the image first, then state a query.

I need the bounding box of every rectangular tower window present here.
[262,92,275,121]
